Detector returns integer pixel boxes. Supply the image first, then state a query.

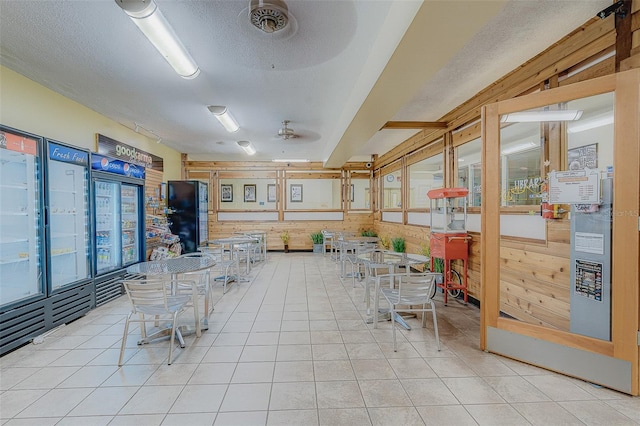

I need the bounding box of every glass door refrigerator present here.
[0,126,46,354]
[91,154,145,305]
[168,180,208,253]
[45,140,92,292]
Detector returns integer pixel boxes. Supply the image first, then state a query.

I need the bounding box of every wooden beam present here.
[615,0,633,71]
[380,121,448,130]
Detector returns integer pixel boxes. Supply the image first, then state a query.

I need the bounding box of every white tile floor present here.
[1,252,639,425]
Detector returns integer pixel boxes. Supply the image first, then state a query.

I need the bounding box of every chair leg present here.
[139,313,147,338]
[430,301,441,351]
[203,272,209,318]
[168,312,178,365]
[422,303,428,328]
[192,291,201,338]
[118,315,131,367]
[390,304,397,352]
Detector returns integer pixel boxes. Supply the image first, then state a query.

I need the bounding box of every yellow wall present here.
[0,65,182,180]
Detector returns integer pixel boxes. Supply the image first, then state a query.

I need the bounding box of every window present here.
[349,171,371,210]
[408,154,444,209]
[286,174,342,210]
[456,137,482,206]
[499,121,542,206]
[381,169,402,209]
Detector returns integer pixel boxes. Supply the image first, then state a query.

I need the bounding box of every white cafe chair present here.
[119,278,197,366]
[378,272,441,352]
[199,244,239,294]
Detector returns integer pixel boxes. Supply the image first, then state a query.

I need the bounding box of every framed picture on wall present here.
[290,184,303,202]
[221,184,233,202]
[267,184,277,202]
[568,143,598,170]
[244,184,256,202]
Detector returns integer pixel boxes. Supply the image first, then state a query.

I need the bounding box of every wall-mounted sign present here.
[91,153,145,179]
[548,168,600,204]
[49,142,88,166]
[96,134,163,171]
[0,130,38,156]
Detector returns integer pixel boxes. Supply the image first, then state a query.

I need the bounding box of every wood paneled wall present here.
[210,213,373,251]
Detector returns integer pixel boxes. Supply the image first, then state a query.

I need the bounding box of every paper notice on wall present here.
[548,169,600,204]
[574,259,603,302]
[574,232,604,255]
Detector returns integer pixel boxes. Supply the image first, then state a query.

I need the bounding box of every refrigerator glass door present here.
[0,139,43,307]
[121,184,140,265]
[49,160,90,290]
[198,182,208,245]
[95,180,121,274]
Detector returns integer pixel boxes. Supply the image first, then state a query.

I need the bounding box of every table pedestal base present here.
[366,310,412,330]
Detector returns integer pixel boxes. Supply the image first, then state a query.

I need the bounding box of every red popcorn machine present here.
[428,187,471,305]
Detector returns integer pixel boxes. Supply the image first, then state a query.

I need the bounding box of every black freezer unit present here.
[168,180,208,253]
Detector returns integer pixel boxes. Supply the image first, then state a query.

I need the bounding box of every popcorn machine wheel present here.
[427,187,471,306]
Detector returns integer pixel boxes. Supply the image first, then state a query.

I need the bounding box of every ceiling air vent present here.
[250,0,289,33]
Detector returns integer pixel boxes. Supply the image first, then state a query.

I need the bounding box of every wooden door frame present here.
[480,69,640,395]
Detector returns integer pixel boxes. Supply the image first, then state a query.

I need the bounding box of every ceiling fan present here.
[277,120,299,140]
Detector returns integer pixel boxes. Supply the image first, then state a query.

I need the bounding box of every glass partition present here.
[349,171,371,210]
[456,137,482,206]
[408,154,443,209]
[286,178,341,210]
[499,121,542,206]
[381,169,402,209]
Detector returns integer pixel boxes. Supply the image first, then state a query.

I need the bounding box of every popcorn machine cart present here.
[428,188,471,305]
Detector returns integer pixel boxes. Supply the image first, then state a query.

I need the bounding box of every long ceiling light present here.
[237,140,256,155]
[115,0,200,79]
[501,141,537,155]
[567,112,614,134]
[501,110,583,123]
[207,106,240,133]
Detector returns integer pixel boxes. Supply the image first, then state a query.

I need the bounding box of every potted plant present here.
[360,229,377,237]
[310,231,324,254]
[280,231,290,253]
[420,241,444,283]
[391,237,406,253]
[379,235,391,250]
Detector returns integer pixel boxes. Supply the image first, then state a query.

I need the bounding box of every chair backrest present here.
[199,245,234,262]
[393,273,438,303]
[123,279,171,313]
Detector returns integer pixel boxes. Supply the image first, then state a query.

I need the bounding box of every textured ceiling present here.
[0,0,610,166]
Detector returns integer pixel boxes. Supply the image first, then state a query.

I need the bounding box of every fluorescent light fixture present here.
[116,0,200,79]
[501,110,583,123]
[272,159,310,163]
[237,140,256,155]
[501,141,537,155]
[567,112,614,133]
[207,106,240,133]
